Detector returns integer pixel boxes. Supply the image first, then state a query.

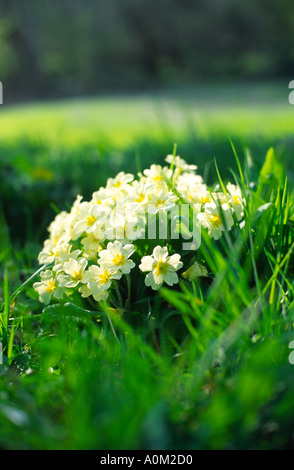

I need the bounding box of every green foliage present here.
[1,137,294,450]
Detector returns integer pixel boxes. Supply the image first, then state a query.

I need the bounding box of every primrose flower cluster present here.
[33,155,245,306]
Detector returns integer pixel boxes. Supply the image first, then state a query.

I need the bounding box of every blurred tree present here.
[0,0,293,100]
[0,18,17,81]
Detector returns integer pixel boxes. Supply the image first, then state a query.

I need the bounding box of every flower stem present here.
[115,282,123,309]
[125,274,131,310]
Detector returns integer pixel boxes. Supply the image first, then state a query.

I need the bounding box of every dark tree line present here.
[0,0,293,100]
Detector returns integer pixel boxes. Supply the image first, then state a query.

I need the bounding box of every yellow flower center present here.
[200,196,211,204]
[187,191,196,202]
[99,272,110,285]
[136,193,145,203]
[112,253,125,266]
[232,195,241,205]
[113,181,122,188]
[87,215,96,226]
[210,214,222,228]
[156,199,165,208]
[73,271,83,282]
[45,280,56,293]
[153,175,163,182]
[50,248,59,258]
[154,260,169,276]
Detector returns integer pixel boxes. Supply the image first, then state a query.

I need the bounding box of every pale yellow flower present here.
[53,248,81,274]
[72,202,110,240]
[91,187,113,207]
[147,189,177,214]
[38,239,71,265]
[125,180,153,210]
[142,164,172,189]
[98,241,135,274]
[105,171,134,202]
[139,245,183,290]
[197,202,234,240]
[81,233,103,261]
[79,265,121,302]
[33,270,65,305]
[57,257,88,288]
[47,210,71,243]
[165,154,198,173]
[226,183,245,221]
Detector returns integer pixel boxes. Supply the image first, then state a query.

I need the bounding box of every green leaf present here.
[258,147,285,187]
[173,216,192,239]
[254,202,274,221]
[42,302,101,320]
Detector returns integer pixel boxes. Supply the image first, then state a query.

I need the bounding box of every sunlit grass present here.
[0,82,293,150]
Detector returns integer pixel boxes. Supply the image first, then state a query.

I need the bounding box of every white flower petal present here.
[139,255,154,272]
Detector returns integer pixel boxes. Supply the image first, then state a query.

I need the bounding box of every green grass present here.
[1,81,293,147]
[1,82,294,449]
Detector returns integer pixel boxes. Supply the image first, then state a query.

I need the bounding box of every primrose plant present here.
[33,154,246,310]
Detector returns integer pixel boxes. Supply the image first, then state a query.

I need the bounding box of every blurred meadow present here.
[1,0,294,451]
